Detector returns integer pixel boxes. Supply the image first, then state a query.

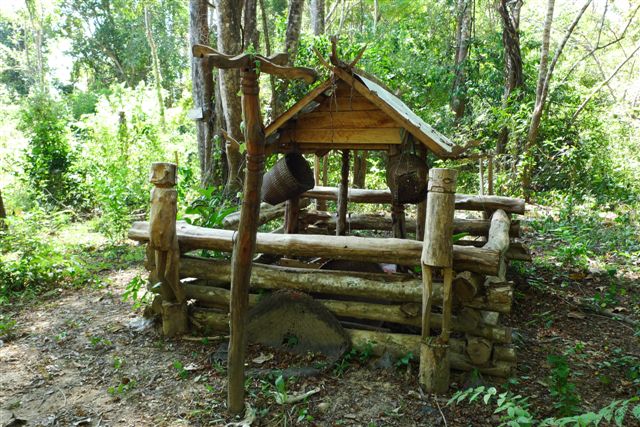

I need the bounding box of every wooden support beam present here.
[337,150,350,235]
[302,186,525,214]
[284,195,300,234]
[130,221,501,275]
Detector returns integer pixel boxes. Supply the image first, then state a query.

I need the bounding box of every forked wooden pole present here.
[420,168,457,393]
[227,68,265,415]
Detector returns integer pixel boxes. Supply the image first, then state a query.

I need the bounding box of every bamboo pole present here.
[420,168,457,393]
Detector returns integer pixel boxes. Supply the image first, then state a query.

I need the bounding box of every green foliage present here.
[18,93,78,206]
[122,275,151,310]
[395,352,414,369]
[547,354,581,416]
[450,386,640,427]
[449,386,535,427]
[0,210,89,305]
[173,360,189,380]
[107,378,136,396]
[184,186,237,229]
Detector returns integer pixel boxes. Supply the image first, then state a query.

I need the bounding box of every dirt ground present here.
[1,241,638,426]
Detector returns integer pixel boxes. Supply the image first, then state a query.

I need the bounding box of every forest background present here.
[0,1,639,424]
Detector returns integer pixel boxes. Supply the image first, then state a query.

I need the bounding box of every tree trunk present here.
[523,0,591,199]
[144,6,165,126]
[243,0,259,50]
[352,150,367,188]
[214,0,244,194]
[310,0,325,35]
[274,0,305,116]
[496,0,523,157]
[0,189,6,230]
[190,0,216,187]
[451,0,472,120]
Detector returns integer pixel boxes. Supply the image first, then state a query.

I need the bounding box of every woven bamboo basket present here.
[386,154,428,204]
[261,153,315,205]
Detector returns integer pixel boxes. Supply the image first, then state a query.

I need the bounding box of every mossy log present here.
[129,221,501,274]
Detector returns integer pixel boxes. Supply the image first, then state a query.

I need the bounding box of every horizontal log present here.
[129,221,500,274]
[300,210,520,237]
[302,186,525,214]
[348,329,514,378]
[184,282,511,343]
[456,239,532,262]
[222,199,310,229]
[189,309,515,377]
[179,256,512,313]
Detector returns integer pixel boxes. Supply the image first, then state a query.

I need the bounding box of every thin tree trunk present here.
[25,0,45,91]
[310,0,325,35]
[352,150,367,188]
[144,6,165,126]
[274,0,305,117]
[0,189,6,230]
[190,0,216,187]
[451,0,472,120]
[243,0,259,50]
[573,42,640,120]
[496,0,523,157]
[523,0,592,199]
[214,0,244,194]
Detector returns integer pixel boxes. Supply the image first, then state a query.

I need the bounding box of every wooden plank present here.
[264,79,333,137]
[279,128,402,145]
[334,80,364,97]
[332,67,454,157]
[295,110,396,129]
[274,143,392,153]
[316,96,380,112]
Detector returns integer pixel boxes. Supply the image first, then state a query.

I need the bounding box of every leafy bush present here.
[547,354,581,416]
[0,210,88,305]
[449,386,640,427]
[18,92,78,206]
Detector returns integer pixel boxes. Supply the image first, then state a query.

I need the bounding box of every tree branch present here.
[572,42,640,120]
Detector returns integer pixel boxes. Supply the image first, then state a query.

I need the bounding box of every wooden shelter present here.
[128,42,531,415]
[264,68,460,157]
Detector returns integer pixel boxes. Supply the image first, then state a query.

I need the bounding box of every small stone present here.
[317,402,330,412]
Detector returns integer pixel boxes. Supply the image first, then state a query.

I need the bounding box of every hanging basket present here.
[386,154,428,204]
[261,153,315,205]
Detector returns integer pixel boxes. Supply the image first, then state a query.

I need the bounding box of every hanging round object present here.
[386,153,428,204]
[261,153,315,205]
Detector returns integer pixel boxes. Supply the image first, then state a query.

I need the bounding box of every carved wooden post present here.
[227,68,265,415]
[420,168,457,393]
[336,150,350,236]
[149,162,187,337]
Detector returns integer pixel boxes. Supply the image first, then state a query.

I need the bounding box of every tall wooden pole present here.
[227,68,265,415]
[420,168,457,393]
[337,150,350,236]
